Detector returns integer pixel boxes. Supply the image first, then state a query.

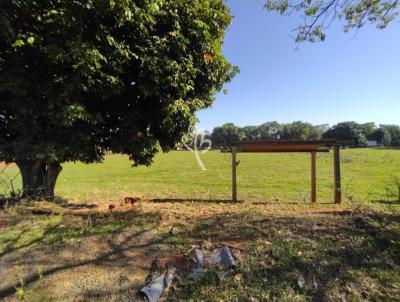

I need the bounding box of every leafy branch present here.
[265,0,399,42]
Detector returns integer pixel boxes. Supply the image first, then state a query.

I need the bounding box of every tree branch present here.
[303,0,339,40]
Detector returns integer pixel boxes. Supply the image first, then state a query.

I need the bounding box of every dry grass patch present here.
[0,201,399,301]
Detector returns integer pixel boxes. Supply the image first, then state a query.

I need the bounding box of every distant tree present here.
[315,124,330,135]
[242,126,259,141]
[369,128,390,145]
[380,125,400,143]
[0,0,238,199]
[382,130,392,146]
[211,123,243,147]
[257,121,283,140]
[323,122,367,146]
[281,121,321,141]
[359,122,377,139]
[265,0,399,42]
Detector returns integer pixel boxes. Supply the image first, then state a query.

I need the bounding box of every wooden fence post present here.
[334,145,342,204]
[232,146,237,203]
[311,152,317,203]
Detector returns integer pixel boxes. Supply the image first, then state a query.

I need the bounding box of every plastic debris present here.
[140,246,237,301]
[189,246,236,280]
[297,275,305,288]
[140,267,176,302]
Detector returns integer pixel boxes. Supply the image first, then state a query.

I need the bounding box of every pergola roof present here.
[237,140,337,153]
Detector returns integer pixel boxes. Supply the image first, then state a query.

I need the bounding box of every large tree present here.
[281,121,322,140]
[0,0,238,199]
[369,127,392,146]
[211,123,243,147]
[257,121,283,140]
[266,0,399,42]
[323,121,367,145]
[380,124,400,142]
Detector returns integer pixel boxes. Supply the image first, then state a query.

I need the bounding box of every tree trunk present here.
[45,162,62,200]
[16,161,62,200]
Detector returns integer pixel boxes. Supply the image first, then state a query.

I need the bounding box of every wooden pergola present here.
[229,140,341,204]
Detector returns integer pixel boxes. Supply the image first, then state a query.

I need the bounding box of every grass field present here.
[1,148,400,302]
[2,148,400,205]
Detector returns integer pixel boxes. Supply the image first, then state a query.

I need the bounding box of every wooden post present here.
[334,145,342,204]
[232,146,237,203]
[311,152,317,203]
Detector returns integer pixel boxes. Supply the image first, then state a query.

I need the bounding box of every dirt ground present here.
[0,163,15,167]
[0,200,399,302]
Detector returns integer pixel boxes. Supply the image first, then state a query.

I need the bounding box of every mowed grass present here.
[2,149,400,205]
[1,148,400,301]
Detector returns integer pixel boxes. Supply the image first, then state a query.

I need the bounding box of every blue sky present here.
[196,0,400,132]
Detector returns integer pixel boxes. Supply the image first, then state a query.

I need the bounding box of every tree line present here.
[204,121,400,148]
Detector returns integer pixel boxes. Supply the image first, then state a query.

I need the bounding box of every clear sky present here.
[196,0,400,132]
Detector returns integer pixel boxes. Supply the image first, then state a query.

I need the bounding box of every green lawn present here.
[1,148,400,302]
[2,149,400,205]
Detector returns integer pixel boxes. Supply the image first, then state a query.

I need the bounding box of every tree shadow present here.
[151,198,244,204]
[54,197,98,209]
[370,199,400,205]
[170,211,400,301]
[0,209,163,300]
[251,201,335,205]
[1,207,399,301]
[0,197,19,208]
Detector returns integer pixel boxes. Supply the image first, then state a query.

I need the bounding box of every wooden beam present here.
[311,152,317,203]
[238,140,335,153]
[232,146,237,203]
[334,145,342,204]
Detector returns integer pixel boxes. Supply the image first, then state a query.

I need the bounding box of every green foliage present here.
[212,121,324,143]
[323,121,368,145]
[380,124,400,142]
[281,121,322,141]
[241,125,259,141]
[256,121,283,140]
[211,123,244,147]
[0,0,238,167]
[265,0,399,42]
[370,127,391,146]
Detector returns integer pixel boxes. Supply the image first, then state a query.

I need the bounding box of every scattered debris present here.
[125,196,142,205]
[234,273,243,283]
[140,246,238,301]
[158,253,193,271]
[298,275,305,289]
[140,267,176,302]
[188,246,236,280]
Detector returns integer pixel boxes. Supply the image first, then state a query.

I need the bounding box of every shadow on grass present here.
[371,199,400,205]
[0,197,19,208]
[170,212,400,301]
[0,209,163,300]
[1,207,399,301]
[251,201,336,205]
[151,198,244,204]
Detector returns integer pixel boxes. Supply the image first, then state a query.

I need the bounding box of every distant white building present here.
[367,140,378,147]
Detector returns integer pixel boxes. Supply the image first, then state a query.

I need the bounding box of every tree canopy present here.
[210,121,400,147]
[265,0,399,42]
[210,121,327,147]
[0,0,238,198]
[211,123,243,147]
[323,121,367,145]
